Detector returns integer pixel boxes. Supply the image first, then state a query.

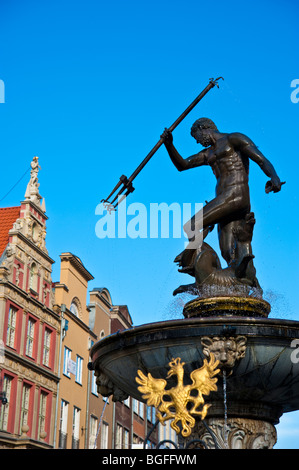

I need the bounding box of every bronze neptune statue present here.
[161,119,283,297]
[101,79,284,298]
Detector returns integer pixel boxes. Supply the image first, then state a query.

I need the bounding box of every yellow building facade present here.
[53,252,94,449]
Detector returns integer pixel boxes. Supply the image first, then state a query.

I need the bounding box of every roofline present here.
[0,206,21,211]
[60,252,94,281]
[90,287,113,305]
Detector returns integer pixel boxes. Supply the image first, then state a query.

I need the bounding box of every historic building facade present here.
[0,157,59,448]
[0,157,162,449]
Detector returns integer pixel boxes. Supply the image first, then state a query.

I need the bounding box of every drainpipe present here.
[145,405,148,448]
[84,353,91,449]
[112,402,115,448]
[131,398,134,449]
[53,304,66,447]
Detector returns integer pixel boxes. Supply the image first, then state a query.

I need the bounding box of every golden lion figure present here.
[136,353,220,437]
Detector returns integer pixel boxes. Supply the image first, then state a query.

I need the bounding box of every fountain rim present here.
[90,314,299,362]
[89,314,299,419]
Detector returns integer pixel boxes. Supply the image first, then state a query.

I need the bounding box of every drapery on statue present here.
[25,156,42,206]
[161,119,284,297]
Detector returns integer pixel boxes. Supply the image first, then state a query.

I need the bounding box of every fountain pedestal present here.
[185,417,277,449]
[90,296,299,449]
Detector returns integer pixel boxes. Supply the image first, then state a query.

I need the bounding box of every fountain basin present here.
[90,315,299,424]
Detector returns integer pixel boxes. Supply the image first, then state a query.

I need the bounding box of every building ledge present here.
[4,347,60,383]
[0,431,53,449]
[0,279,60,321]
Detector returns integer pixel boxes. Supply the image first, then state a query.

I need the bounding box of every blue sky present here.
[0,0,298,448]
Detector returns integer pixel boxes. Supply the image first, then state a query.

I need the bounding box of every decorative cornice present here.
[64,307,91,333]
[4,347,60,384]
[0,279,60,322]
[8,231,54,265]
[60,252,94,281]
[89,288,112,309]
[20,200,48,221]
[110,306,133,329]
[53,282,69,292]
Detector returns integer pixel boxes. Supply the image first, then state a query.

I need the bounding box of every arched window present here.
[70,298,81,318]
[29,263,37,291]
[70,302,78,316]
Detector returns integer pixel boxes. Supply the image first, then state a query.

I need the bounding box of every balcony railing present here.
[58,431,67,449]
[72,436,79,449]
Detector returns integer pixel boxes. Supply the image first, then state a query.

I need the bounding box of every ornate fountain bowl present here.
[183,296,271,318]
[90,312,299,425]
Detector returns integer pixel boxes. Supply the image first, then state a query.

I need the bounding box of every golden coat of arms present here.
[136,353,220,437]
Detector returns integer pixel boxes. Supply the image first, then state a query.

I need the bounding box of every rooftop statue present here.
[161,119,284,297]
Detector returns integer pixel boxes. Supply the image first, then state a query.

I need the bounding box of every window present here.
[147,406,151,422]
[75,356,83,384]
[115,424,123,449]
[133,399,144,418]
[123,397,130,407]
[25,317,36,358]
[91,371,98,395]
[63,347,72,377]
[59,400,68,449]
[133,399,138,415]
[6,306,17,348]
[100,422,109,449]
[70,302,78,316]
[70,297,81,318]
[0,375,12,431]
[139,402,144,419]
[20,383,33,435]
[72,407,80,449]
[147,406,155,423]
[89,415,98,449]
[100,330,105,339]
[42,328,51,367]
[37,391,48,440]
[124,428,129,449]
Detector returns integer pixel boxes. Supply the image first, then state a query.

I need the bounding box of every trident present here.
[102,77,223,211]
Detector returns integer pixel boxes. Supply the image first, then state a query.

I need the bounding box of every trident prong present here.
[101,77,223,209]
[209,77,224,88]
